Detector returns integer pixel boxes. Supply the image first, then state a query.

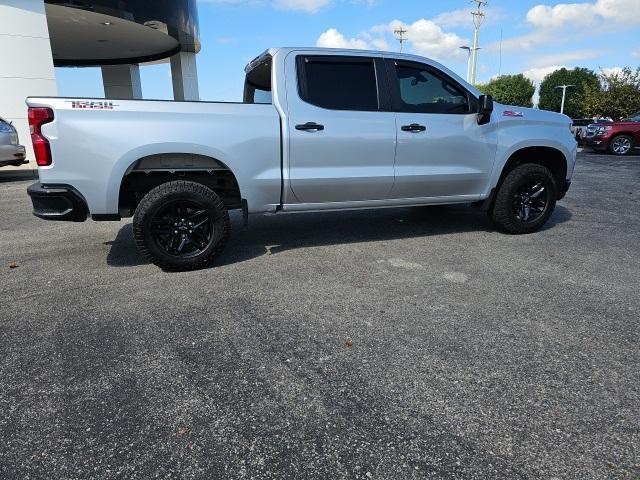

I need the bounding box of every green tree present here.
[582,67,640,120]
[477,74,535,108]
[538,67,600,118]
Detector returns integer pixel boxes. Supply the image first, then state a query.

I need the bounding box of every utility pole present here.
[470,0,487,85]
[394,27,408,52]
[555,84,576,114]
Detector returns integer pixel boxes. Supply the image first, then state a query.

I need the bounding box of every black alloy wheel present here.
[151,199,214,258]
[490,163,557,234]
[512,181,550,223]
[133,181,230,270]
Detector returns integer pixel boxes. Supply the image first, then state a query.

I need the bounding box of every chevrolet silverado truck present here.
[584,112,640,155]
[26,48,576,270]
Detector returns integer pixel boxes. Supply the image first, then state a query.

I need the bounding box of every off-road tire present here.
[490,163,557,234]
[608,134,634,156]
[133,181,230,271]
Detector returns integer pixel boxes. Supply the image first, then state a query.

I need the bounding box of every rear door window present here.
[297,56,380,111]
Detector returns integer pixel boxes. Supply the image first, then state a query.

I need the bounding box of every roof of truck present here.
[246,47,481,97]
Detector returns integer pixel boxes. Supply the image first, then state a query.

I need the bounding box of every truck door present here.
[285,54,397,204]
[386,59,497,199]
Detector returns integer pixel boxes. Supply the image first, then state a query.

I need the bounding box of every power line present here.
[498,27,503,77]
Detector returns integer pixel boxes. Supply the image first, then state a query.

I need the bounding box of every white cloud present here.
[527,3,595,28]
[316,28,371,49]
[526,0,640,28]
[492,0,638,60]
[198,0,331,13]
[601,66,624,76]
[523,65,566,84]
[389,19,468,59]
[316,18,467,60]
[522,66,568,107]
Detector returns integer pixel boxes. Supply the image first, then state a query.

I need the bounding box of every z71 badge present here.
[503,110,524,117]
[68,101,118,110]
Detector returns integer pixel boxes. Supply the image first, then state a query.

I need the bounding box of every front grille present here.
[585,126,597,137]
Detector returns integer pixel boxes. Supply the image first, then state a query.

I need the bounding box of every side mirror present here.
[477,94,493,125]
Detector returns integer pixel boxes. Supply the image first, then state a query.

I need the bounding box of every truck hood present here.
[494,104,571,126]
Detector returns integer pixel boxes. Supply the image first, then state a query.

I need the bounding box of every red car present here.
[584,112,640,156]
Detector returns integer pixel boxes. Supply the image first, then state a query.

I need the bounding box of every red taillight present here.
[28,107,54,166]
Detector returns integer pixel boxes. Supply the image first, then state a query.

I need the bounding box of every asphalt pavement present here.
[0,152,638,479]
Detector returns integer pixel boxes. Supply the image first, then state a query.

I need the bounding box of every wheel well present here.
[498,147,568,198]
[610,132,636,141]
[118,153,242,217]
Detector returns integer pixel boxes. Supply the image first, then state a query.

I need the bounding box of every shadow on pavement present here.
[105,224,147,268]
[0,169,36,183]
[106,204,573,269]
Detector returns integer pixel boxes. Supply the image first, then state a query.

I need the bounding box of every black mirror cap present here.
[478,94,493,125]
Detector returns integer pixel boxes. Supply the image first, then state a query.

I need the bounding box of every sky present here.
[55,0,640,103]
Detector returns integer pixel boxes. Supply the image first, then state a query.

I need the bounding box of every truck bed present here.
[26,97,282,215]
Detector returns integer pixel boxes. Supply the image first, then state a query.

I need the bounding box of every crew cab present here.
[26,48,577,270]
[584,112,640,155]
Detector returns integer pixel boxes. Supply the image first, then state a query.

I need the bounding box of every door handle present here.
[401,123,427,132]
[295,122,325,132]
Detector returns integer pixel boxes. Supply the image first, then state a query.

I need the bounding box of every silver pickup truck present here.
[26,47,577,270]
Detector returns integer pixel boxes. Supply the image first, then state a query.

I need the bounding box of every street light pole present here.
[460,46,472,82]
[555,84,576,114]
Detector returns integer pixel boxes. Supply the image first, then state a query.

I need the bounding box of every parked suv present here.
[584,112,640,155]
[0,116,27,168]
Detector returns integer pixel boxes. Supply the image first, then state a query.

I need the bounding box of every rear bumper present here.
[0,144,27,167]
[27,182,88,222]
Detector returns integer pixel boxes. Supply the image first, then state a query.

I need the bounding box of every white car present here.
[26,48,577,270]
[0,116,26,168]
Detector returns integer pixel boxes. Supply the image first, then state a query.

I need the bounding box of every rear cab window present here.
[244,54,273,104]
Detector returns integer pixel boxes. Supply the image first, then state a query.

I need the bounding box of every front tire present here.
[490,164,557,234]
[608,135,634,156]
[133,181,230,271]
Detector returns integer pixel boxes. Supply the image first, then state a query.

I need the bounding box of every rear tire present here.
[133,181,230,271]
[608,135,634,156]
[490,164,557,234]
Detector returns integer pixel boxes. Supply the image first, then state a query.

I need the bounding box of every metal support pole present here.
[555,85,575,114]
[470,28,480,85]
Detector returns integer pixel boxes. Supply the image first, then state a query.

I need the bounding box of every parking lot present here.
[0,152,638,479]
